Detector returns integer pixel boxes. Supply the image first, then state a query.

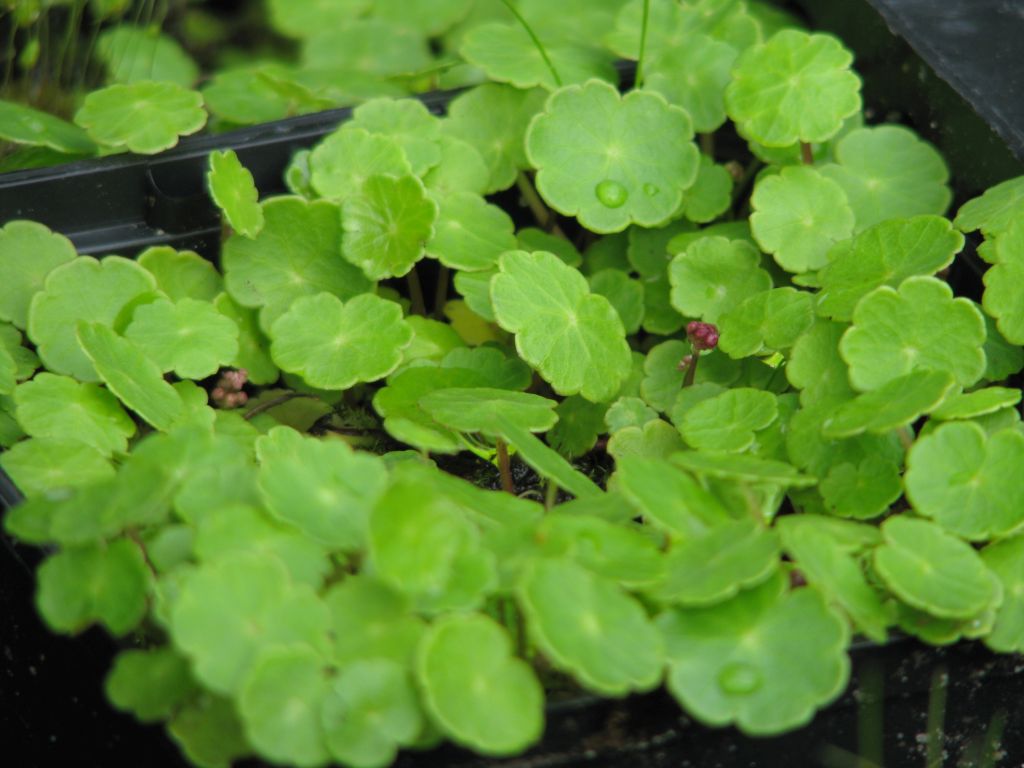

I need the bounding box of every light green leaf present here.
[36,539,149,635]
[816,215,963,321]
[208,150,263,238]
[786,320,855,406]
[212,294,278,385]
[983,259,1024,344]
[342,174,438,280]
[750,165,855,273]
[954,175,1024,236]
[673,450,816,487]
[0,437,113,497]
[74,81,206,154]
[491,250,630,402]
[125,297,239,379]
[547,395,607,458]
[269,292,411,390]
[538,513,664,588]
[137,246,222,303]
[906,421,1024,540]
[419,387,557,435]
[931,387,1021,421]
[97,25,198,86]
[417,614,543,755]
[645,33,738,133]
[425,191,516,271]
[168,694,251,768]
[13,373,135,455]
[718,287,815,358]
[818,456,903,520]
[659,575,849,734]
[75,322,185,430]
[257,426,387,550]
[680,388,778,452]
[494,413,603,500]
[0,100,97,154]
[310,126,412,203]
[820,370,956,438]
[777,516,891,641]
[349,97,441,177]
[222,196,373,332]
[106,647,195,723]
[981,536,1024,653]
[422,134,491,197]
[28,255,156,381]
[302,19,432,78]
[442,84,547,193]
[873,515,1000,619]
[587,268,644,334]
[326,576,425,667]
[669,236,771,323]
[819,126,951,231]
[518,557,664,695]
[628,217,695,277]
[239,646,330,767]
[726,29,861,147]
[461,23,617,91]
[607,418,685,461]
[526,79,700,233]
[679,155,734,223]
[267,0,372,38]
[641,339,740,413]
[0,220,77,330]
[322,658,424,768]
[838,276,986,391]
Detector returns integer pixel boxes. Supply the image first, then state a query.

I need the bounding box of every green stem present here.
[496,439,514,494]
[406,267,427,316]
[897,426,915,452]
[497,0,562,87]
[682,352,700,388]
[700,132,715,158]
[856,658,884,768]
[635,0,651,89]
[800,141,814,165]
[925,666,948,768]
[544,479,558,511]
[433,264,450,318]
[515,171,551,229]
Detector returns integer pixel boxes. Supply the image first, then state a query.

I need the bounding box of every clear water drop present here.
[595,179,628,208]
[643,183,659,196]
[717,662,762,695]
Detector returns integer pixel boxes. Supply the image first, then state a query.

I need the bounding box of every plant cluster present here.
[3,1,1024,767]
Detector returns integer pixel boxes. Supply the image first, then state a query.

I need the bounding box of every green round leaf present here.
[170,553,330,695]
[816,215,964,322]
[269,292,411,390]
[819,126,951,231]
[425,191,517,271]
[526,79,700,233]
[659,576,849,735]
[417,613,543,755]
[818,455,903,520]
[0,221,77,330]
[981,536,1024,653]
[588,268,644,335]
[257,426,387,550]
[326,576,426,666]
[208,150,264,238]
[726,29,861,147]
[547,394,608,458]
[14,372,135,455]
[442,84,548,194]
[0,437,113,497]
[239,646,330,767]
[517,557,664,695]
[645,33,738,133]
[906,421,1024,541]
[348,97,442,177]
[0,100,96,154]
[311,126,413,203]
[96,26,199,87]
[222,196,373,332]
[717,287,815,359]
[750,165,855,273]
[76,322,186,431]
[873,515,1000,619]
[669,236,772,323]
[954,175,1024,236]
[838,276,986,391]
[820,370,956,438]
[983,259,1024,344]
[422,134,491,197]
[125,297,239,379]
[461,23,617,91]
[491,250,631,402]
[342,174,438,280]
[27,255,156,381]
[36,539,149,635]
[106,647,195,722]
[322,659,424,768]
[137,246,222,303]
[267,0,371,38]
[680,388,778,453]
[74,81,206,154]
[419,387,557,435]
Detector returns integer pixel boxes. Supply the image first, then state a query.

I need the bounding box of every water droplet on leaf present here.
[643,183,659,196]
[717,662,761,695]
[595,179,628,208]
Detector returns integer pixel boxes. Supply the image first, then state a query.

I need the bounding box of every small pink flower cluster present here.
[211,368,249,409]
[686,321,720,351]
